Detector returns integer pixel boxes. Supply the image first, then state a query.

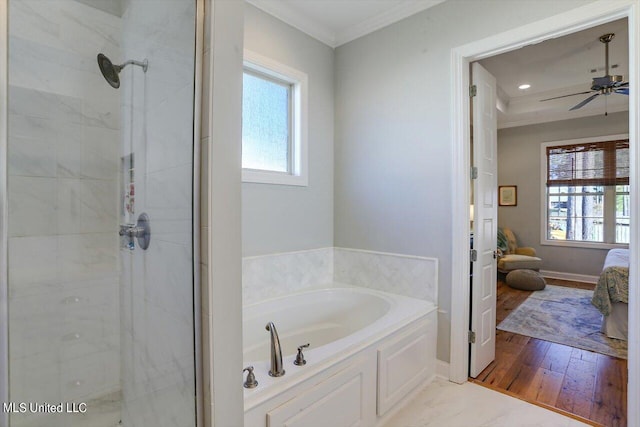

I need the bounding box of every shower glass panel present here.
[5,1,197,426]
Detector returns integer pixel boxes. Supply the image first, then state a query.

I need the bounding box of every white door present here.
[470,62,498,378]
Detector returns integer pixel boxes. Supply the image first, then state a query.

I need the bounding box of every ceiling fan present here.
[540,33,629,111]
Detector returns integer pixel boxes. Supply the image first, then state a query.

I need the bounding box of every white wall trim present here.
[499,103,629,130]
[449,11,473,383]
[243,246,437,267]
[246,0,337,47]
[627,5,640,426]
[246,0,446,48]
[334,246,439,262]
[334,0,446,47]
[0,0,8,424]
[540,270,599,285]
[450,2,639,424]
[436,359,450,380]
[207,1,245,424]
[193,2,205,426]
[243,246,333,261]
[245,246,440,264]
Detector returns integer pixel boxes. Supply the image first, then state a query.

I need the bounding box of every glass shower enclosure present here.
[2,1,200,426]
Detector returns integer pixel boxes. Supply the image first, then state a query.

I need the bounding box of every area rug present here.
[497,284,627,359]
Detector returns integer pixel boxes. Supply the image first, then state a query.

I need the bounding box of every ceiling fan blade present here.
[539,91,594,102]
[615,88,629,95]
[570,93,600,111]
[615,81,629,87]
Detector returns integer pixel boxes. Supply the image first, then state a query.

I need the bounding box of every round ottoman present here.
[506,269,546,291]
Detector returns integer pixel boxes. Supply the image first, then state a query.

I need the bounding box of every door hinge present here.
[469,85,477,97]
[468,331,476,344]
[471,166,478,179]
[470,249,477,262]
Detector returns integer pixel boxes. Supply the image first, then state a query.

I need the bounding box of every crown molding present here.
[498,102,629,129]
[335,0,446,47]
[246,0,337,47]
[246,0,446,48]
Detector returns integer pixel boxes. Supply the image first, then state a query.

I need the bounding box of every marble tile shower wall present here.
[119,1,196,426]
[242,248,438,305]
[7,1,121,426]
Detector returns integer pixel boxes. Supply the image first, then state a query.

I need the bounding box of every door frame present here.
[193,0,205,425]
[449,1,639,425]
[0,1,8,426]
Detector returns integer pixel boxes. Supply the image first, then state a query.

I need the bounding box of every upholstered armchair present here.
[497,228,542,273]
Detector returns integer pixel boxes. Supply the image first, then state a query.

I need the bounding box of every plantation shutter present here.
[546,139,629,187]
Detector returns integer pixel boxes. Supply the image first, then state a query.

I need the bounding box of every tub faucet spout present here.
[265,322,285,377]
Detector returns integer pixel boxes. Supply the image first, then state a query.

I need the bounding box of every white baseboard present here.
[436,359,450,380]
[540,270,598,284]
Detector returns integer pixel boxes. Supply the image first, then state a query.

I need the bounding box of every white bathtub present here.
[242,286,437,420]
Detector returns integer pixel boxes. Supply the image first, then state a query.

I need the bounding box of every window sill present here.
[242,169,308,187]
[540,239,629,250]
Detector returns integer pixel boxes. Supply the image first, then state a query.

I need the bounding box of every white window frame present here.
[540,133,630,249]
[242,50,308,186]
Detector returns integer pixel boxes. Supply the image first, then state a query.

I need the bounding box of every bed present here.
[591,248,629,341]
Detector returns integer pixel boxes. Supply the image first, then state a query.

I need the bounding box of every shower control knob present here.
[243,366,258,389]
[119,213,151,250]
[119,225,146,238]
[294,343,310,366]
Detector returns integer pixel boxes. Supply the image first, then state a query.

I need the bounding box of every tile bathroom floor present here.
[383,377,589,427]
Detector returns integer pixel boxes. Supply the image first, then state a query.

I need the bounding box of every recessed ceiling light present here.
[518,83,531,90]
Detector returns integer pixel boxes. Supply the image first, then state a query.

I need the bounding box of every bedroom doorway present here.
[450,2,639,426]
[469,20,630,425]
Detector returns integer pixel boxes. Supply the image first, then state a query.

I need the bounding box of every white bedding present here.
[603,248,629,270]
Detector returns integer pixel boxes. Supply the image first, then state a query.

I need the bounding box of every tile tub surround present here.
[242,247,438,305]
[242,248,334,305]
[334,247,438,303]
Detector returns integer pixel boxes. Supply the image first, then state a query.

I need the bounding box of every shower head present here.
[97,53,148,89]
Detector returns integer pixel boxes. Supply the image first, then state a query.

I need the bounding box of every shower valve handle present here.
[119,225,146,238]
[119,213,151,250]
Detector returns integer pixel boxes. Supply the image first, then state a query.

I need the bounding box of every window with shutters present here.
[542,135,629,248]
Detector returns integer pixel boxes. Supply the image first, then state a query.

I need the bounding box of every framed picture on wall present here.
[499,186,517,206]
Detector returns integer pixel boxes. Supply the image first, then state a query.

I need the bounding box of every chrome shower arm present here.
[119,59,148,73]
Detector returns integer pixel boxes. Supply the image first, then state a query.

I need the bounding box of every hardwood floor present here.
[473,278,627,427]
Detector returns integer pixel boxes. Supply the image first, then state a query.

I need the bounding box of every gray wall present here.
[333,0,596,362]
[242,4,334,256]
[498,112,629,277]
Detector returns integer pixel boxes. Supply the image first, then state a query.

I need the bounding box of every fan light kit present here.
[518,84,531,90]
[540,33,628,111]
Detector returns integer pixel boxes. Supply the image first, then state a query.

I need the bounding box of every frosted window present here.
[242,71,291,172]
